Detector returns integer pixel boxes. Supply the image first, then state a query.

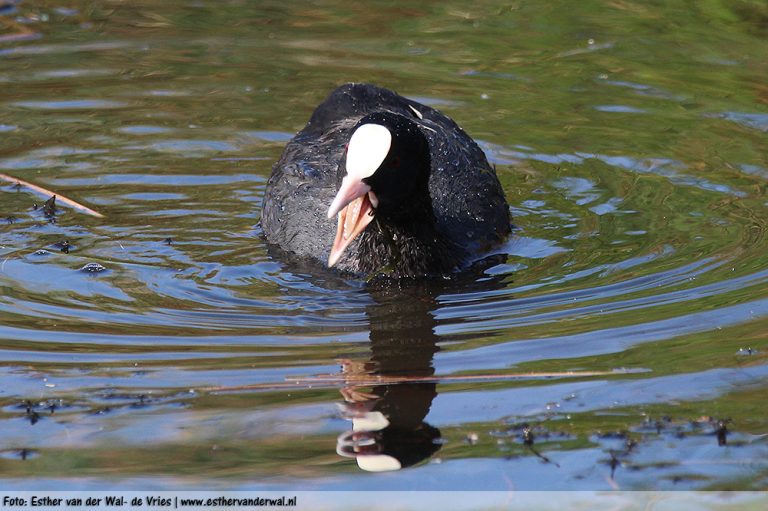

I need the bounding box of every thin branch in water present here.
[288,368,638,386]
[199,368,641,393]
[0,173,105,218]
[0,15,40,43]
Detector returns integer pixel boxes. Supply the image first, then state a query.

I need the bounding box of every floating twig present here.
[0,15,40,43]
[288,369,636,386]
[201,369,637,393]
[0,173,104,218]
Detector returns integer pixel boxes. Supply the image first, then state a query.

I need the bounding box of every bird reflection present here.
[336,282,442,471]
[335,257,508,472]
[264,242,509,471]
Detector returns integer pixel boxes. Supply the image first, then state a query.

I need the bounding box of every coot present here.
[262,83,510,278]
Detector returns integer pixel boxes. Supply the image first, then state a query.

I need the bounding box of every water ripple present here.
[1,1,767,490]
[11,99,128,110]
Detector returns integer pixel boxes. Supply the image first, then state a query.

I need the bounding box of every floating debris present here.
[42,195,56,218]
[79,262,107,273]
[130,394,150,408]
[608,450,621,480]
[24,400,40,425]
[0,448,36,460]
[715,419,730,446]
[522,423,534,446]
[54,240,71,253]
[0,172,104,218]
[280,369,633,388]
[164,237,173,245]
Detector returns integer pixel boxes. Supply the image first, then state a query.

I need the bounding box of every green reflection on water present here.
[1,0,767,490]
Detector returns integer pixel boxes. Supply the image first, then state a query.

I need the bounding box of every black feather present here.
[262,83,510,279]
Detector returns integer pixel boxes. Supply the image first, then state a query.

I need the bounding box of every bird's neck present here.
[357,201,463,279]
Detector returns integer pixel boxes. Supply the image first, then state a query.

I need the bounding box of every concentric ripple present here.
[1,0,767,491]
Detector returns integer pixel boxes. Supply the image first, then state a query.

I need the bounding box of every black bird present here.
[261,83,510,279]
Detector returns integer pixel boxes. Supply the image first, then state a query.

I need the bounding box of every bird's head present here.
[327,111,431,268]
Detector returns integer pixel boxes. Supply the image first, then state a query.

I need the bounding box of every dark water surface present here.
[1,1,767,491]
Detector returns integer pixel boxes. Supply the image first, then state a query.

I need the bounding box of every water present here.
[1,0,767,491]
